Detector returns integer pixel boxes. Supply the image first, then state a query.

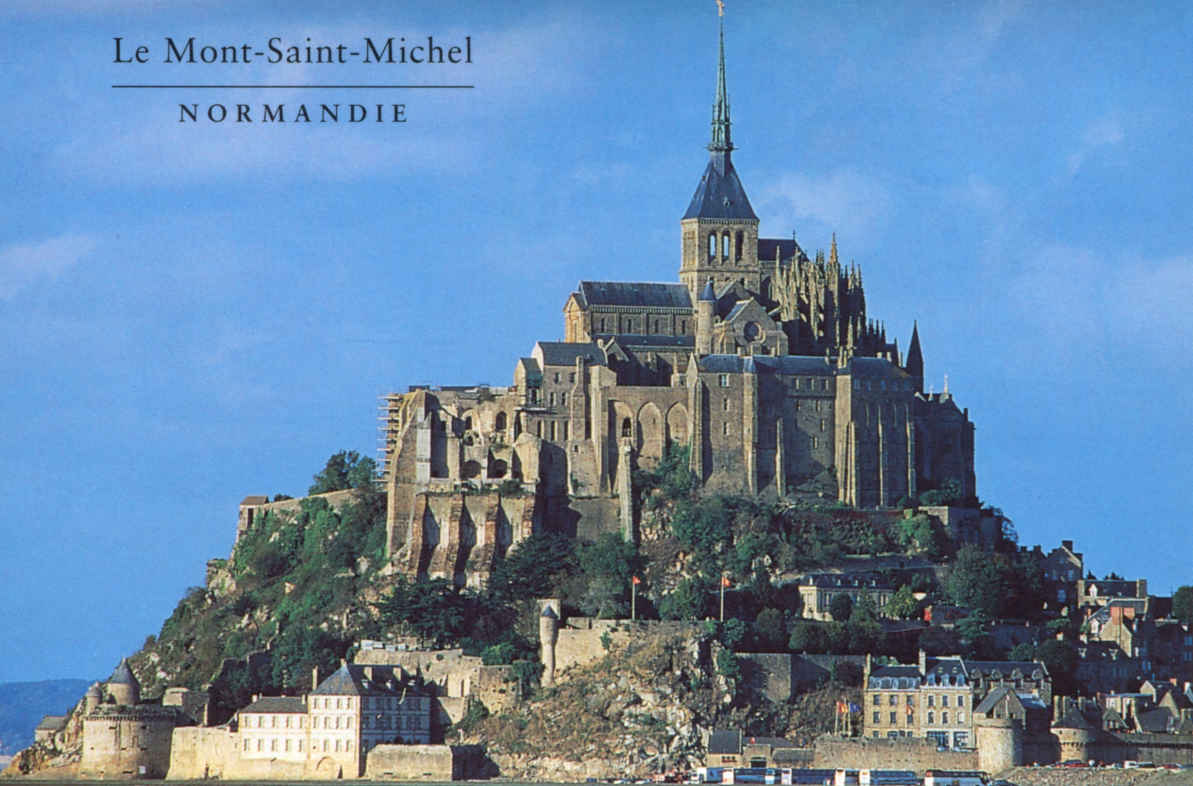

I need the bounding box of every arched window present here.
[495,412,507,432]
[621,417,632,437]
[708,233,716,258]
[736,231,743,260]
[722,233,730,259]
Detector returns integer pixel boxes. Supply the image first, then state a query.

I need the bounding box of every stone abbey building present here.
[380,19,975,587]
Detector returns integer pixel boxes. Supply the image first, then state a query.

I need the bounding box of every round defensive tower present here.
[84,682,103,714]
[105,658,140,707]
[1053,725,1095,764]
[975,715,1021,775]
[539,604,559,688]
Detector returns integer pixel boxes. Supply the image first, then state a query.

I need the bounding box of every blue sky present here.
[2,0,1191,684]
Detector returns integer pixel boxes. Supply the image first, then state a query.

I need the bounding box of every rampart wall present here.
[810,736,979,773]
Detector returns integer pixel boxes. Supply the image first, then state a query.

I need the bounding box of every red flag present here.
[632,576,641,585]
[721,575,731,588]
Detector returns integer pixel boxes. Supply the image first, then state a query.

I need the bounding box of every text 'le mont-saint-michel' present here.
[114,35,473,125]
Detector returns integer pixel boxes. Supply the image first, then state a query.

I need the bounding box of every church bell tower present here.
[680,12,760,301]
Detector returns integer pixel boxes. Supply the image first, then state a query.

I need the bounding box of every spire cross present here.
[709,4,732,154]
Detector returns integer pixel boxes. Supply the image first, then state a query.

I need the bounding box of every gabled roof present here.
[35,715,67,731]
[800,572,892,590]
[1136,707,1173,733]
[683,156,757,220]
[965,660,1048,680]
[848,357,911,378]
[698,354,835,375]
[708,728,742,754]
[869,664,922,680]
[974,685,1018,715]
[312,663,427,698]
[576,281,692,309]
[533,342,605,368]
[925,657,968,684]
[240,495,269,506]
[757,237,806,264]
[596,334,695,349]
[242,696,307,714]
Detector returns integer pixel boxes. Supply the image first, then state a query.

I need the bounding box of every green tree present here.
[309,450,376,495]
[894,513,948,559]
[1036,639,1078,695]
[1173,586,1193,624]
[829,593,854,622]
[374,577,467,647]
[887,584,920,620]
[788,621,828,653]
[486,532,577,604]
[576,532,642,618]
[1008,642,1036,661]
[946,545,1006,618]
[659,577,708,620]
[752,607,787,651]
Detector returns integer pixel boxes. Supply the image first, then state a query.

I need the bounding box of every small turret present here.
[539,603,560,688]
[105,658,140,707]
[84,682,102,714]
[905,321,924,392]
[696,278,716,355]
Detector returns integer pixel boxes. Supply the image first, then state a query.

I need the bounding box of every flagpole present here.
[632,579,637,621]
[719,574,726,622]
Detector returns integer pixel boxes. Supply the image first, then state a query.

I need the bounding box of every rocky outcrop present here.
[451,624,744,780]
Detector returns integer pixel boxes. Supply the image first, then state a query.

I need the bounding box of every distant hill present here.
[0,680,89,754]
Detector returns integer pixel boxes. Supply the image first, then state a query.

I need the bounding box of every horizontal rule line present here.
[111,84,474,89]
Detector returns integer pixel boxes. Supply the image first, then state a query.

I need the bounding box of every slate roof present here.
[596,334,695,349]
[577,281,692,309]
[757,237,806,263]
[698,354,835,375]
[869,665,922,680]
[1136,707,1173,733]
[974,686,1016,715]
[682,156,757,220]
[107,658,138,686]
[725,301,756,323]
[800,572,892,590]
[700,279,717,302]
[708,729,741,754]
[925,657,968,684]
[312,663,426,698]
[534,342,605,367]
[849,357,910,378]
[966,660,1048,680]
[35,715,67,731]
[242,696,307,714]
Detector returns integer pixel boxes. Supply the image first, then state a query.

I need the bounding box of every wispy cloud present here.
[1001,243,1193,367]
[1067,114,1125,175]
[0,235,97,299]
[758,169,892,251]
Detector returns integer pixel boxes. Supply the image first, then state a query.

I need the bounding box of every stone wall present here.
[811,735,980,773]
[738,653,794,703]
[364,743,481,780]
[237,489,359,542]
[81,711,179,779]
[553,618,630,675]
[166,727,234,780]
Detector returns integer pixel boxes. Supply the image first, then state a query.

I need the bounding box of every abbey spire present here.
[709,12,732,155]
[679,5,760,298]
